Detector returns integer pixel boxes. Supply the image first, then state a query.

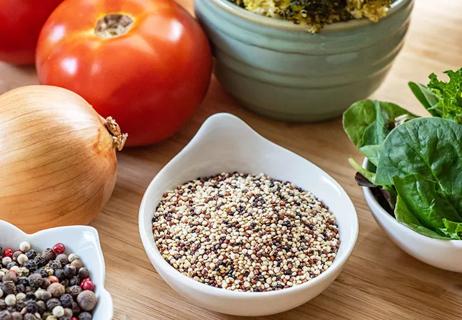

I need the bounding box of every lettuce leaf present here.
[410,68,462,123]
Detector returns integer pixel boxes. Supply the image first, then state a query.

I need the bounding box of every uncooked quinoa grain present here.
[152,172,340,292]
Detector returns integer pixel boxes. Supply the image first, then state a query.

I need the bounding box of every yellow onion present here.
[0,85,127,232]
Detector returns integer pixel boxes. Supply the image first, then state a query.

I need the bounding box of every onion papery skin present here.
[0,85,117,232]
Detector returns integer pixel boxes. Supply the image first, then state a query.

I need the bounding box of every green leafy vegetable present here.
[408,81,438,113]
[443,219,462,239]
[343,100,416,167]
[376,118,462,213]
[375,118,462,239]
[349,158,376,183]
[394,196,448,240]
[359,145,380,167]
[343,100,416,148]
[410,68,462,123]
[344,69,462,241]
[393,175,462,238]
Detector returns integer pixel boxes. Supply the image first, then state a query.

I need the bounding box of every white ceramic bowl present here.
[362,160,462,272]
[0,220,113,319]
[139,113,358,316]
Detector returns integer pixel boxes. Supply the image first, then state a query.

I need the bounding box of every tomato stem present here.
[95,14,133,38]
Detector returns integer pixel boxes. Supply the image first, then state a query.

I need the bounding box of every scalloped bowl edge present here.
[139,113,359,316]
[0,220,113,319]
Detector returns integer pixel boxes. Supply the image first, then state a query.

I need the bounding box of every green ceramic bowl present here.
[195,0,414,121]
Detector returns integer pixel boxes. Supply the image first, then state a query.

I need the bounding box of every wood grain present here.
[1,0,461,319]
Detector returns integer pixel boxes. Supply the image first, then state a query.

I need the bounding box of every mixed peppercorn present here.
[153,172,340,292]
[0,242,97,320]
[230,0,392,32]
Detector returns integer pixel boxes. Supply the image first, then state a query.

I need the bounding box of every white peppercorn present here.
[67,254,79,263]
[52,306,64,317]
[16,254,28,266]
[19,242,31,253]
[4,294,16,306]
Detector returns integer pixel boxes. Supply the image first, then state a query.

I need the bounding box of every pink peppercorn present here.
[3,248,13,257]
[71,317,78,320]
[80,278,95,291]
[52,243,65,254]
[48,275,59,283]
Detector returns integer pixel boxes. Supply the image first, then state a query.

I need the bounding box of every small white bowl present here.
[0,220,113,319]
[362,160,462,272]
[139,113,358,316]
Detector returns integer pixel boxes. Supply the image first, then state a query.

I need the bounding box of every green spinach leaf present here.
[408,81,439,114]
[343,100,416,148]
[376,117,462,214]
[343,100,416,167]
[393,175,462,233]
[394,195,449,240]
[359,145,380,166]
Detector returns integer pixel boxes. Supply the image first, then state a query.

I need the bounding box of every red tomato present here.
[36,0,212,146]
[0,0,63,64]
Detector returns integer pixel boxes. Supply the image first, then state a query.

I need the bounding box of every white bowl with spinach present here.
[343,69,462,272]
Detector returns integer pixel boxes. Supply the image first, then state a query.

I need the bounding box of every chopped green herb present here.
[409,68,462,123]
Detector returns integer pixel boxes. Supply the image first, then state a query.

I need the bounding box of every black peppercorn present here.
[33,256,46,268]
[55,254,69,266]
[79,312,92,320]
[46,298,61,311]
[48,261,61,270]
[41,249,55,263]
[23,261,37,272]
[25,292,36,301]
[69,277,79,287]
[1,282,16,295]
[68,285,81,297]
[63,265,76,279]
[38,269,48,278]
[15,284,25,293]
[54,269,65,281]
[25,250,37,260]
[16,300,26,310]
[59,294,73,308]
[25,301,38,314]
[27,274,42,289]
[78,267,89,280]
[16,277,29,286]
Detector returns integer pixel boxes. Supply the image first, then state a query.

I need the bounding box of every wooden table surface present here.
[1,0,461,319]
